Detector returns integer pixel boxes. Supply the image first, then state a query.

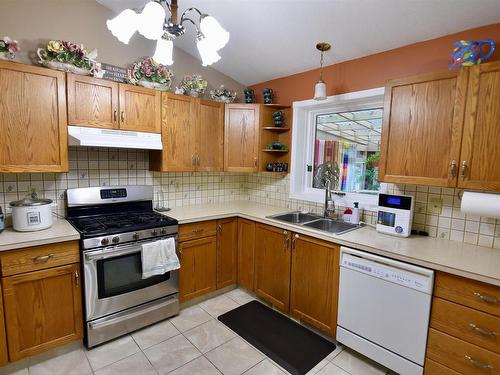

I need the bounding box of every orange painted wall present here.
[250,23,500,105]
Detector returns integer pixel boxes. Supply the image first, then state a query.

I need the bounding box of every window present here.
[290,88,386,208]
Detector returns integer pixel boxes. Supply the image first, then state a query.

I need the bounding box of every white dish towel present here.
[141,238,180,279]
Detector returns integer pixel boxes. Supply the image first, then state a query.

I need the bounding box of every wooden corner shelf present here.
[263,127,290,132]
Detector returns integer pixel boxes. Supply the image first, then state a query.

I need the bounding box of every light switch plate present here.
[428,197,443,215]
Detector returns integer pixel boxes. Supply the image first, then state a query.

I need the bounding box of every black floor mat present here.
[218,300,336,375]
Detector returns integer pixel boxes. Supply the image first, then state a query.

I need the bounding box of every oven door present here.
[83,236,179,321]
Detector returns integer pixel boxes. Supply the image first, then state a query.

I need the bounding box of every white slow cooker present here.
[9,197,53,232]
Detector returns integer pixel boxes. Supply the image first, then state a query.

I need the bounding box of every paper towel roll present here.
[461,191,500,219]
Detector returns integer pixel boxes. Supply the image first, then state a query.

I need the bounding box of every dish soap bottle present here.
[343,207,353,223]
[351,202,360,225]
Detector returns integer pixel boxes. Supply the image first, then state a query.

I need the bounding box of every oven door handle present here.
[85,237,178,261]
[88,295,178,330]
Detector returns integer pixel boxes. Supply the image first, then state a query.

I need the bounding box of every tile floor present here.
[0,288,391,375]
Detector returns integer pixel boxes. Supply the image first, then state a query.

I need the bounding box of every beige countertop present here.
[0,219,80,252]
[164,201,500,286]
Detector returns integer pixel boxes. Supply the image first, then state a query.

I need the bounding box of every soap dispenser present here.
[351,202,360,225]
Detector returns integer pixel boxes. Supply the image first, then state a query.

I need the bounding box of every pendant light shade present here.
[153,35,174,65]
[197,33,221,66]
[107,9,139,44]
[137,1,166,40]
[314,79,327,101]
[313,42,331,101]
[199,15,230,50]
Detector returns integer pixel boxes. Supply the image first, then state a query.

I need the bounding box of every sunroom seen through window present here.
[312,108,382,193]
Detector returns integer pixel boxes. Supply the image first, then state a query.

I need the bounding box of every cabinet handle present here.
[474,292,499,304]
[469,323,499,337]
[464,355,494,369]
[31,253,54,263]
[192,228,204,234]
[196,154,200,166]
[461,160,468,179]
[253,157,258,168]
[120,111,125,124]
[283,231,290,250]
[450,160,457,178]
[192,155,196,166]
[74,270,80,288]
[113,109,118,124]
[291,234,299,251]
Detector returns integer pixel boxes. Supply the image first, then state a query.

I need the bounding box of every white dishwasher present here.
[337,247,434,375]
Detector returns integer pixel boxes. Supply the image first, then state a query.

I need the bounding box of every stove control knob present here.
[112,236,120,244]
[151,229,158,236]
[132,233,139,241]
[160,228,167,235]
[101,238,109,246]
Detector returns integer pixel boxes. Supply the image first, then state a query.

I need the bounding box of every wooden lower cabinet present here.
[424,358,461,374]
[0,284,7,366]
[290,234,339,335]
[2,263,83,361]
[179,236,217,303]
[237,218,256,291]
[254,224,291,312]
[216,218,238,289]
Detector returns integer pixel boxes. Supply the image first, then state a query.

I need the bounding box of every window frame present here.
[290,87,386,210]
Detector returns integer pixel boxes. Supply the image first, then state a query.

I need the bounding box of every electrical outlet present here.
[428,197,443,215]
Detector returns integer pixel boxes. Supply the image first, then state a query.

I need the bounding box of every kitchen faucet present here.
[324,179,335,218]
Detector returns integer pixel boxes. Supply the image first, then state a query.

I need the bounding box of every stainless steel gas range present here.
[66,186,179,348]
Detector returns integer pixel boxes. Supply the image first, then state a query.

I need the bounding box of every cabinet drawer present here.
[434,272,500,317]
[0,241,79,276]
[431,298,500,354]
[179,221,217,242]
[427,328,500,374]
[425,358,462,375]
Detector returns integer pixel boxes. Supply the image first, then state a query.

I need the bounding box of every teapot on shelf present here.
[449,39,496,68]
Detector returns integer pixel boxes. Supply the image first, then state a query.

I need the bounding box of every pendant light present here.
[314,42,331,100]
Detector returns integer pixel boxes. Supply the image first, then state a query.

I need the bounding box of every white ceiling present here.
[97,0,500,85]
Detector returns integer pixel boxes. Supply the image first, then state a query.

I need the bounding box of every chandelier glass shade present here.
[107,0,230,66]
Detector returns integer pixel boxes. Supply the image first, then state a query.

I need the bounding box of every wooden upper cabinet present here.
[2,263,83,361]
[459,61,500,191]
[198,100,224,172]
[0,284,8,366]
[0,61,68,173]
[290,234,340,336]
[237,218,256,291]
[216,218,238,289]
[67,73,118,129]
[379,70,468,187]
[118,83,161,133]
[150,93,197,172]
[224,104,260,172]
[179,236,217,303]
[254,224,291,312]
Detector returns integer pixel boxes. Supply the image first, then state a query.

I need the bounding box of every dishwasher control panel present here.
[341,252,433,293]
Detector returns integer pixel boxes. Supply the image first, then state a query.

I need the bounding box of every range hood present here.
[68,126,162,150]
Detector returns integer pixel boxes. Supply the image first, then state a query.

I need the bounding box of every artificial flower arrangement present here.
[127,57,173,91]
[179,74,208,97]
[209,85,237,103]
[0,36,19,60]
[37,40,97,75]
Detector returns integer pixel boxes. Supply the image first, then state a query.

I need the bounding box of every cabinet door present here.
[459,61,500,191]
[379,70,468,187]
[67,74,118,129]
[0,62,68,172]
[2,264,83,361]
[0,284,8,366]
[224,104,260,172]
[216,218,238,289]
[290,234,339,335]
[198,100,224,171]
[179,236,217,302]
[118,83,161,133]
[150,93,197,172]
[237,218,256,291]
[254,224,291,311]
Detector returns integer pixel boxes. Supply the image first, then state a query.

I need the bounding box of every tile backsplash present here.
[1,147,499,250]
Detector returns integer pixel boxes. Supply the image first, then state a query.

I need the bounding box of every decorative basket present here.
[0,51,13,61]
[184,89,202,97]
[37,45,94,76]
[137,79,171,91]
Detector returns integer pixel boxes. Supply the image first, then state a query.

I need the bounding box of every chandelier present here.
[107,0,230,66]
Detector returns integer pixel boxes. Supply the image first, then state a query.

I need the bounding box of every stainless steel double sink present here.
[267,211,360,235]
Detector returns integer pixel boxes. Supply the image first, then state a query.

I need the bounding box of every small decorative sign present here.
[95,62,128,83]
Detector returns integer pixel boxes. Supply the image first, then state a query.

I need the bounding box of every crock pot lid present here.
[10,197,53,207]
